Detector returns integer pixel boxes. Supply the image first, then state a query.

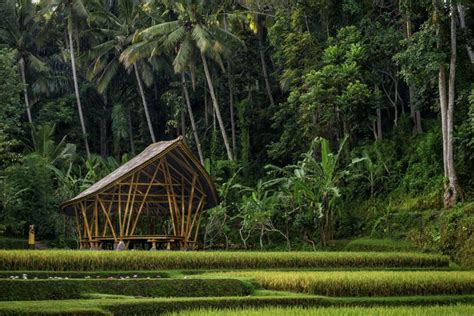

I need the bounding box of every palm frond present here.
[163,25,186,49]
[192,24,212,53]
[173,34,193,73]
[120,40,161,68]
[97,58,119,94]
[139,20,180,39]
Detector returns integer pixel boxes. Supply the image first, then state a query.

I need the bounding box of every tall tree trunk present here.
[126,105,135,155]
[223,14,237,158]
[457,4,474,64]
[204,85,209,127]
[181,73,204,165]
[200,53,234,160]
[439,65,448,178]
[181,108,186,137]
[256,14,275,108]
[406,14,422,134]
[68,25,90,158]
[18,57,36,149]
[228,68,237,160]
[376,107,383,140]
[133,63,156,143]
[445,4,458,208]
[100,93,108,157]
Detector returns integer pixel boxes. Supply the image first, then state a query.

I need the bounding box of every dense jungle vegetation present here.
[0,0,473,265]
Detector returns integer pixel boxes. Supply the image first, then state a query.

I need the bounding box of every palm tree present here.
[0,0,48,149]
[137,0,242,161]
[88,0,159,143]
[41,0,91,157]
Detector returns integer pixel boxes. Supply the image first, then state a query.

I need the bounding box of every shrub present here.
[0,278,252,301]
[344,238,416,252]
[0,251,449,271]
[0,237,27,250]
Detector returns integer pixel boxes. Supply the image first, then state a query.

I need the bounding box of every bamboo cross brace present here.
[185,175,197,241]
[102,188,117,237]
[163,159,206,197]
[73,205,82,242]
[125,172,141,236]
[192,197,206,243]
[168,151,206,194]
[121,173,136,235]
[129,160,162,236]
[94,198,99,237]
[165,159,181,236]
[97,197,117,241]
[118,184,122,237]
[163,160,178,236]
[181,176,186,235]
[80,201,93,242]
[186,196,205,241]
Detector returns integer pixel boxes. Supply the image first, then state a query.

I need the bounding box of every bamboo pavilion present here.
[61,137,218,250]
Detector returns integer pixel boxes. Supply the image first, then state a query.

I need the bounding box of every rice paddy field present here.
[0,250,473,315]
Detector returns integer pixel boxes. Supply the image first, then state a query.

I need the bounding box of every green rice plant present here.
[166,305,474,316]
[202,271,474,296]
[0,295,473,315]
[0,250,449,271]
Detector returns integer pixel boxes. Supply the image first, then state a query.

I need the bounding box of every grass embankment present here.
[168,305,474,316]
[0,250,449,271]
[344,238,417,252]
[0,278,252,301]
[1,295,474,315]
[202,271,474,296]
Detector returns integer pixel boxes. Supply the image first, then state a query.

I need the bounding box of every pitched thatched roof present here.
[61,137,218,215]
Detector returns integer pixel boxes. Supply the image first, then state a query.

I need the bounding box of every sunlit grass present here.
[0,250,449,271]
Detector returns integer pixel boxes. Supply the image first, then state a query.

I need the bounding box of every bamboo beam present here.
[168,151,206,194]
[97,196,117,241]
[180,176,186,236]
[73,205,82,244]
[121,174,135,235]
[118,184,122,237]
[129,160,162,236]
[185,175,197,242]
[94,198,99,238]
[186,196,205,241]
[192,197,206,243]
[125,170,143,236]
[163,160,177,235]
[80,201,93,243]
[116,182,180,187]
[165,159,182,236]
[102,188,117,237]
[163,158,206,197]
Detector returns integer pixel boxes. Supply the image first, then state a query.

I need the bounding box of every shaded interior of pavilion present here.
[61,137,218,250]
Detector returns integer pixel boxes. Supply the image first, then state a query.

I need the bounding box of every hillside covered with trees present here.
[0,0,473,265]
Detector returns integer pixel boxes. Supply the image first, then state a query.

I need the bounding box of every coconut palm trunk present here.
[444,4,458,208]
[406,14,422,135]
[133,63,156,143]
[18,57,36,149]
[257,14,275,108]
[181,73,204,164]
[457,4,474,64]
[200,53,234,161]
[68,25,91,158]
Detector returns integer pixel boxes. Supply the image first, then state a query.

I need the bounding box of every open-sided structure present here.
[61,137,218,250]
